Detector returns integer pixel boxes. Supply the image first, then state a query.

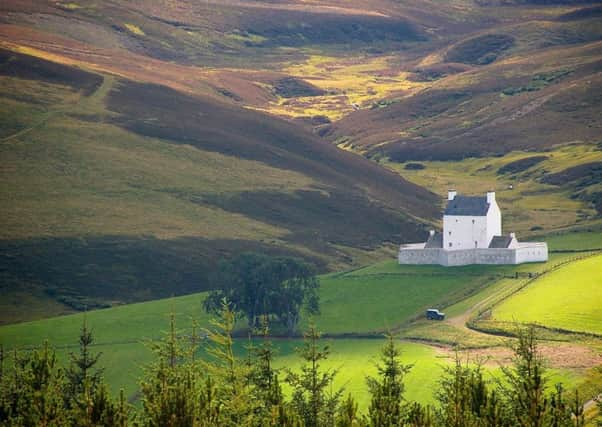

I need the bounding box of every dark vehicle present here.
[426,308,445,320]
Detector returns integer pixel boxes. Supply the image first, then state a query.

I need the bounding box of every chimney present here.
[429,230,435,237]
[486,191,495,203]
[509,232,516,240]
[448,190,457,201]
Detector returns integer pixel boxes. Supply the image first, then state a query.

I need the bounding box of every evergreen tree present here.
[203,300,259,426]
[0,343,69,426]
[140,313,204,427]
[247,318,287,423]
[65,318,103,404]
[435,350,509,427]
[405,401,433,427]
[366,334,412,427]
[548,383,573,427]
[499,326,548,427]
[336,394,362,427]
[286,326,343,427]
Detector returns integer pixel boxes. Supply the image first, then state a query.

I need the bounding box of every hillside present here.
[1,0,601,323]
[0,48,440,323]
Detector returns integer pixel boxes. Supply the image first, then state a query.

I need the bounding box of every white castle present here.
[398,190,548,266]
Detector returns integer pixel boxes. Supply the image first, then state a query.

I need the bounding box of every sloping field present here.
[310,261,510,334]
[382,144,602,235]
[492,255,602,335]
[0,49,441,320]
[0,255,584,406]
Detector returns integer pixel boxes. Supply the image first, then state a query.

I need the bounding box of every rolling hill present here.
[0,0,601,323]
[0,47,437,323]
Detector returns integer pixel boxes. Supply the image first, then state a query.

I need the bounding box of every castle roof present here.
[489,235,513,248]
[444,196,490,216]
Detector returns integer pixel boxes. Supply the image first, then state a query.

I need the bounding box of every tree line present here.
[0,303,599,426]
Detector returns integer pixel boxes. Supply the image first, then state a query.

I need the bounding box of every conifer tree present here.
[548,383,573,427]
[366,333,412,427]
[336,394,362,427]
[203,300,259,426]
[247,317,287,423]
[499,326,548,427]
[0,343,69,426]
[65,317,103,405]
[286,325,343,427]
[435,350,510,427]
[405,401,433,427]
[140,312,203,427]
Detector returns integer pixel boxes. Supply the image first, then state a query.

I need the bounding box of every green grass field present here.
[492,255,602,335]
[0,251,592,405]
[544,230,602,251]
[307,262,496,334]
[0,260,503,346]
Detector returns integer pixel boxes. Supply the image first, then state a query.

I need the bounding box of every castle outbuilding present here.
[399,190,548,266]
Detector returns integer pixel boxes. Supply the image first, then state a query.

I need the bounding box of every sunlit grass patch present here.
[261,54,428,120]
[492,255,602,335]
[124,23,145,36]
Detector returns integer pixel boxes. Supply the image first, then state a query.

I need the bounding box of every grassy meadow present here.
[1,237,600,405]
[492,255,602,335]
[257,54,428,121]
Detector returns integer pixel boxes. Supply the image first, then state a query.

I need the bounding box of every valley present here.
[0,0,601,423]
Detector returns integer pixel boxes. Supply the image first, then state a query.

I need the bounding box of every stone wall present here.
[398,243,548,266]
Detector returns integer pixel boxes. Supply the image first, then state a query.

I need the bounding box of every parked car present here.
[426,308,445,320]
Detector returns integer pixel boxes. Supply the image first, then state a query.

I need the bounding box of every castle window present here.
[472,219,475,224]
[448,231,451,236]
[449,243,452,248]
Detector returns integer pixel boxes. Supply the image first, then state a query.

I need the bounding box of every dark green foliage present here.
[405,401,433,426]
[139,313,208,426]
[0,337,125,426]
[335,394,362,427]
[499,327,549,427]
[548,383,574,427]
[0,318,594,426]
[204,253,319,334]
[0,343,68,426]
[286,326,343,427]
[247,318,285,419]
[63,318,125,426]
[64,318,103,408]
[365,334,412,426]
[435,353,507,427]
